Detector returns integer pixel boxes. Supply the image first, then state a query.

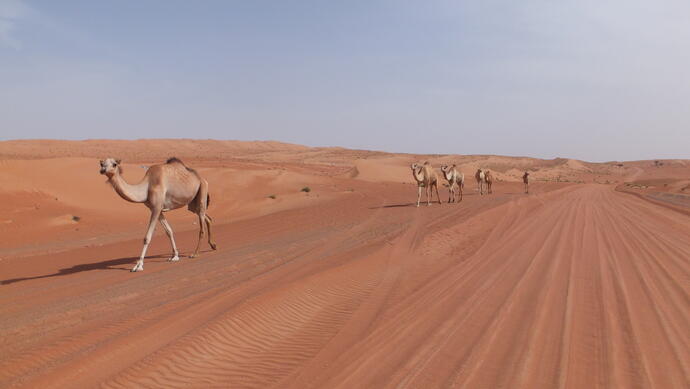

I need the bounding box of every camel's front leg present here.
[133,208,161,272]
[448,185,453,203]
[159,213,179,262]
[416,186,422,207]
[434,183,442,205]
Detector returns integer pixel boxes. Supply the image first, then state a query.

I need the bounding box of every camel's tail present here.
[205,195,213,222]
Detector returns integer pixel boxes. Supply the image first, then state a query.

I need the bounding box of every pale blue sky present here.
[1,0,689,161]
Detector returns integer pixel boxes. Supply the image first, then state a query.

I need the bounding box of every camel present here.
[523,171,530,194]
[411,162,442,207]
[475,169,486,195]
[440,164,464,203]
[99,157,217,272]
[485,169,494,194]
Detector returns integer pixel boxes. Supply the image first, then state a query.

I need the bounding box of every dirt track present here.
[1,180,688,388]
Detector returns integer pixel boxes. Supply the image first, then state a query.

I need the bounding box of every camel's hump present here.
[166,157,198,174]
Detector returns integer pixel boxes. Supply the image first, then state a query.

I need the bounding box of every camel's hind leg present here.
[459,181,464,202]
[191,212,207,258]
[205,214,217,250]
[434,183,442,205]
[133,207,161,272]
[190,180,210,258]
[158,213,179,262]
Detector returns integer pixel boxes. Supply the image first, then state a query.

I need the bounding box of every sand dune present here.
[0,140,688,388]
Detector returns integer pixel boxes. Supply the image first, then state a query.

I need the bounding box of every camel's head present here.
[411,163,420,171]
[440,165,448,172]
[99,158,122,178]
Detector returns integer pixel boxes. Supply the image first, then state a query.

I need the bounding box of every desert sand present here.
[0,140,688,388]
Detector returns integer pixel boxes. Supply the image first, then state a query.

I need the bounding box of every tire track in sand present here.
[300,185,689,389]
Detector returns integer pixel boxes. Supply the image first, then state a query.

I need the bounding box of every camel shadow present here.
[369,202,417,209]
[1,254,170,285]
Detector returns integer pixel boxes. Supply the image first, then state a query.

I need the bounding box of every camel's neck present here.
[442,170,451,180]
[412,167,425,183]
[109,170,149,203]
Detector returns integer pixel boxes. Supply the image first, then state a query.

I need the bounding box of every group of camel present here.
[99,157,531,272]
[411,162,531,207]
[410,162,503,207]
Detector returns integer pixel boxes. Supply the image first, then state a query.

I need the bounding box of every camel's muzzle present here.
[99,168,106,175]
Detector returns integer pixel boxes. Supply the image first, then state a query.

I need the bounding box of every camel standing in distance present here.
[440,164,464,203]
[99,157,217,272]
[485,170,494,194]
[411,162,442,207]
[523,171,530,194]
[475,169,486,195]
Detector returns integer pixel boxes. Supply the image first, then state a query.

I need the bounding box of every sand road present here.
[1,184,688,388]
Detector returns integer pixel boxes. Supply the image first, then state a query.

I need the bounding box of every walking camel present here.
[523,171,530,194]
[411,162,442,207]
[475,169,486,195]
[485,169,494,194]
[440,164,464,203]
[99,157,217,272]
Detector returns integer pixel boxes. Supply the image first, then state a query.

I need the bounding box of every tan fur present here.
[475,169,486,195]
[411,161,442,207]
[99,157,217,272]
[484,169,494,194]
[440,164,464,203]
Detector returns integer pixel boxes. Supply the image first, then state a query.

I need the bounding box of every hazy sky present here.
[1,1,689,161]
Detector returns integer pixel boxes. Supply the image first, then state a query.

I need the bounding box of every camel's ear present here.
[99,160,104,165]
[115,159,122,165]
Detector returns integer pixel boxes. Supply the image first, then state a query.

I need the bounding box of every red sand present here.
[0,140,688,388]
